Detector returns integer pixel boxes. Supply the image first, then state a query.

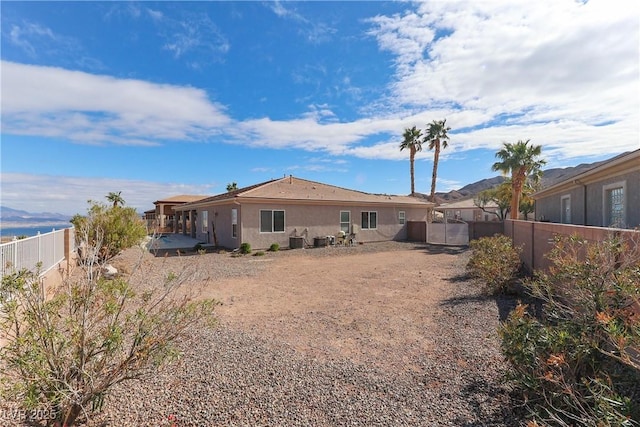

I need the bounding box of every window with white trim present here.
[361,211,377,230]
[398,211,405,225]
[340,211,351,234]
[231,208,237,238]
[260,210,285,233]
[603,182,625,228]
[201,211,208,233]
[560,195,571,224]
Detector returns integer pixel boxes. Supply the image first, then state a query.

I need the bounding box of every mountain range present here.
[428,158,608,203]
[0,206,71,228]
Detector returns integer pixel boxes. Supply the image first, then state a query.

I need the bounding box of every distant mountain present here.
[0,206,71,228]
[421,158,608,204]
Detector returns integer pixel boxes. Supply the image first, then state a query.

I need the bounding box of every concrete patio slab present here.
[146,233,204,251]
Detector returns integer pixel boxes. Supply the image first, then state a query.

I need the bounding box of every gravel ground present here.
[1,241,523,426]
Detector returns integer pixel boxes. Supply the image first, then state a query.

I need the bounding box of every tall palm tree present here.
[106,191,125,207]
[491,140,546,220]
[399,126,423,195]
[424,119,451,202]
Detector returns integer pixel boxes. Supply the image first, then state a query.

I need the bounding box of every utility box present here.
[313,237,327,247]
[289,236,304,249]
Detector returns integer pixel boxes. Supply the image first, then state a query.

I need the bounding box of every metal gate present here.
[406,221,469,245]
[427,221,469,245]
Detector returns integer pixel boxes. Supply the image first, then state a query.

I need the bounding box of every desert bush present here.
[500,234,640,426]
[253,251,265,257]
[0,201,218,426]
[239,242,251,254]
[467,234,522,294]
[269,243,280,252]
[71,200,146,262]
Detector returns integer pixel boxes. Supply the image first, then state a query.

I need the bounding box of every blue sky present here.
[1,1,638,216]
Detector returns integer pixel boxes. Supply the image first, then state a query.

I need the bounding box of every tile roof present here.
[176,176,433,209]
[436,198,498,210]
[154,195,208,204]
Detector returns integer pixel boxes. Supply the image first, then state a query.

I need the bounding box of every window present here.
[260,210,285,233]
[361,211,377,229]
[231,208,237,238]
[201,211,209,233]
[560,195,571,224]
[340,211,351,234]
[604,182,625,228]
[398,211,405,225]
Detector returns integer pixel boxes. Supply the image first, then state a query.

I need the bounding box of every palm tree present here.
[491,140,546,220]
[399,126,423,195]
[424,119,451,202]
[226,182,238,192]
[106,191,125,207]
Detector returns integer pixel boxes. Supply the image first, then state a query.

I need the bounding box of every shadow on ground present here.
[409,243,469,255]
[455,376,524,426]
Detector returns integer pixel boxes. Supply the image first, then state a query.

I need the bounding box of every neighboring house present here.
[533,149,640,229]
[173,176,434,249]
[149,195,208,232]
[435,198,501,222]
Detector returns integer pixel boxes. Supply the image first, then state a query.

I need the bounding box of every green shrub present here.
[466,234,522,295]
[239,242,251,254]
[500,234,640,426]
[0,213,218,426]
[253,251,265,257]
[71,200,146,262]
[268,243,280,252]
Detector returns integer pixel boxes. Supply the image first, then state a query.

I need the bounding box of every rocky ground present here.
[2,241,524,426]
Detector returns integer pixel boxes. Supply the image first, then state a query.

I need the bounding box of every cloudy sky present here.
[1,0,638,216]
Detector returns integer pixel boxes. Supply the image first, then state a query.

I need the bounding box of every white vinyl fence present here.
[0,228,73,279]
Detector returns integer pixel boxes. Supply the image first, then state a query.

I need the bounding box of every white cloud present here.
[160,13,230,61]
[1,61,231,145]
[365,0,639,161]
[267,1,336,43]
[0,173,216,216]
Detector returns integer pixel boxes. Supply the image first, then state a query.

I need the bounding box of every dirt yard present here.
[3,242,521,426]
[206,246,455,371]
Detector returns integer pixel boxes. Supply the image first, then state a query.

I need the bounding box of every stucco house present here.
[435,198,502,222]
[533,149,640,229]
[173,176,434,249]
[147,195,208,232]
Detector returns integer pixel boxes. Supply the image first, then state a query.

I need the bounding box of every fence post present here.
[530,221,535,271]
[12,238,18,270]
[64,228,71,277]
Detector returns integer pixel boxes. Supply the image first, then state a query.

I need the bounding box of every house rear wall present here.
[193,202,429,249]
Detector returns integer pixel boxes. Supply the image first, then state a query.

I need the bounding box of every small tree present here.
[1,201,218,426]
[474,181,512,221]
[71,200,147,262]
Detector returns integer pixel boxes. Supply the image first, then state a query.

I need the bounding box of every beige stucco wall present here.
[192,201,429,250]
[192,204,241,248]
